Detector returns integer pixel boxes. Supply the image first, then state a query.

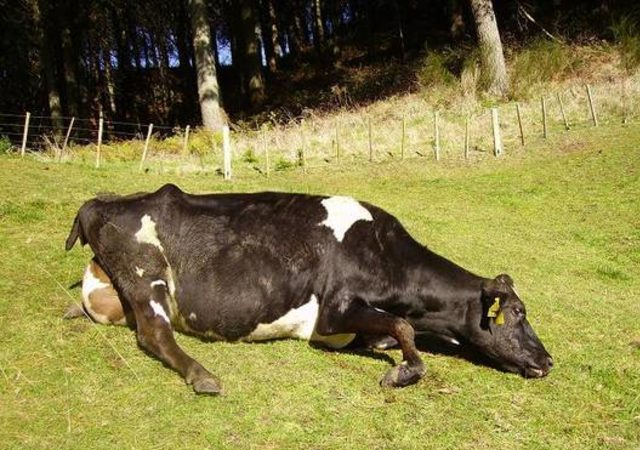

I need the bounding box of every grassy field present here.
[0,123,639,449]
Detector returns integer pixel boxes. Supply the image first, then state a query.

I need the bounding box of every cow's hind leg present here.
[316,295,425,388]
[118,274,222,395]
[76,259,132,325]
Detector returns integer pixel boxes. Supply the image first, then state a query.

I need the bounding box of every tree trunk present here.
[469,0,508,97]
[188,0,225,131]
[235,0,266,108]
[60,26,79,117]
[34,0,63,135]
[287,0,307,58]
[103,50,117,117]
[260,0,281,73]
[313,0,325,49]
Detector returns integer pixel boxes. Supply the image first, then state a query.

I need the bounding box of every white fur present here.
[150,280,166,288]
[244,296,318,341]
[81,264,112,324]
[135,214,164,251]
[150,300,170,324]
[189,312,197,321]
[82,264,110,300]
[243,295,355,348]
[135,266,145,277]
[319,196,373,242]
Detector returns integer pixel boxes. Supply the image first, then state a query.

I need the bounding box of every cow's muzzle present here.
[522,356,554,378]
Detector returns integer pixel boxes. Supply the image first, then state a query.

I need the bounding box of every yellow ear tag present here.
[487,297,501,318]
[487,297,505,325]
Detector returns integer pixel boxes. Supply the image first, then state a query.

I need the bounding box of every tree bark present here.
[260,0,281,73]
[313,0,325,49]
[235,0,266,108]
[60,19,79,116]
[34,0,63,135]
[469,0,508,97]
[188,0,225,131]
[103,50,117,117]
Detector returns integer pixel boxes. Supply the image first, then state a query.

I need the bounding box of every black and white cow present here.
[65,184,553,394]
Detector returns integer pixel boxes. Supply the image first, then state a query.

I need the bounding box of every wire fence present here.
[2,78,639,178]
[0,113,181,149]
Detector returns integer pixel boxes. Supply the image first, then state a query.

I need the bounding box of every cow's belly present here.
[239,294,355,349]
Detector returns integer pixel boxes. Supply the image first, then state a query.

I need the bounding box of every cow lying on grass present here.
[65,184,553,395]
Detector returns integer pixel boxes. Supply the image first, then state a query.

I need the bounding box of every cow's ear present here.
[495,273,514,287]
[480,276,511,329]
[482,275,511,300]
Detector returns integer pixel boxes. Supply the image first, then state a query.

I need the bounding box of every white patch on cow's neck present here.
[243,295,355,349]
[319,196,373,242]
[135,214,164,251]
[150,300,170,324]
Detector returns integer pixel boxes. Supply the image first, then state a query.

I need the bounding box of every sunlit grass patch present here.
[0,123,639,449]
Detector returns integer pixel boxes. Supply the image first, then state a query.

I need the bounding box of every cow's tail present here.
[65,201,93,251]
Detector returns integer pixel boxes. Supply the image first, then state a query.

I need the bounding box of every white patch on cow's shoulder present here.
[319,196,373,242]
[189,312,197,321]
[243,295,355,349]
[135,266,145,277]
[150,300,170,324]
[135,214,164,251]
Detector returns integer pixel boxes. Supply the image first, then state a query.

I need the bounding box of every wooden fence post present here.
[139,123,153,171]
[182,125,190,156]
[20,112,30,157]
[586,84,598,126]
[60,117,75,161]
[95,115,103,168]
[516,102,525,146]
[222,125,231,180]
[464,115,470,159]
[433,111,440,161]
[557,93,570,130]
[541,96,548,138]
[491,107,503,157]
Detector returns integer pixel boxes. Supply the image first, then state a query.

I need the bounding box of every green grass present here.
[1,123,639,449]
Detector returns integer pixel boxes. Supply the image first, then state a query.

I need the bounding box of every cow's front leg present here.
[316,295,425,388]
[129,279,222,395]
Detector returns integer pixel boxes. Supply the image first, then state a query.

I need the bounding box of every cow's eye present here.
[513,307,525,319]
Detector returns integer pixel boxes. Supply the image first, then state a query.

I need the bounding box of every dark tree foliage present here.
[0,0,636,127]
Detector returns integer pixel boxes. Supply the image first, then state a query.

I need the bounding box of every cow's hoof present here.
[380,361,425,388]
[192,376,223,395]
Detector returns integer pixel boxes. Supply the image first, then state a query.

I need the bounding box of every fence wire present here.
[2,81,638,177]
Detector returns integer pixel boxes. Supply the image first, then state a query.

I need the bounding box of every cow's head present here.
[470,274,553,378]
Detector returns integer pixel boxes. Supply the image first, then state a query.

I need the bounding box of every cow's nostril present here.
[546,357,554,368]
